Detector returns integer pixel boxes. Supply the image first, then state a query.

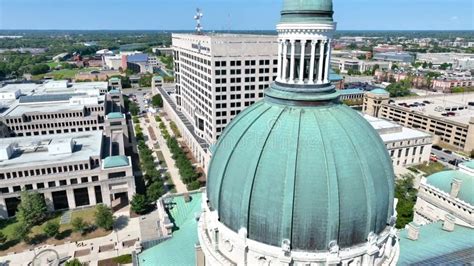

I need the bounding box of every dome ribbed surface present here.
[281,0,334,24]
[207,99,395,251]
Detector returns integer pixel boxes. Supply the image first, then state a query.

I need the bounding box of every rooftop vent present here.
[442,214,456,232]
[450,178,462,198]
[0,143,14,160]
[48,138,74,155]
[407,222,420,241]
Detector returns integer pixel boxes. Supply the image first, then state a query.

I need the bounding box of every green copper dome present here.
[207,91,395,251]
[281,0,334,24]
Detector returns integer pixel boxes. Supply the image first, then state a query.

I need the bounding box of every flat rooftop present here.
[0,131,103,170]
[388,93,474,125]
[364,115,432,142]
[4,102,86,117]
[0,80,107,96]
[398,222,474,265]
[0,80,107,117]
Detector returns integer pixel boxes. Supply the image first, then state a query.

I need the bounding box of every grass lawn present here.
[46,62,61,68]
[414,162,447,176]
[0,207,109,256]
[98,254,132,266]
[33,67,100,80]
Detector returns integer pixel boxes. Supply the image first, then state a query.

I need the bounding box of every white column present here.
[282,41,289,82]
[88,186,97,206]
[0,197,8,219]
[43,191,54,212]
[317,39,325,84]
[309,41,317,84]
[102,185,112,207]
[66,189,76,209]
[298,40,306,84]
[324,39,332,83]
[276,40,283,82]
[289,40,296,84]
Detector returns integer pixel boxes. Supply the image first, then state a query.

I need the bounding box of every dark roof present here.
[18,93,86,103]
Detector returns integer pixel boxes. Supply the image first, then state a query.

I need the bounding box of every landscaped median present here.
[156,116,201,191]
[130,119,172,214]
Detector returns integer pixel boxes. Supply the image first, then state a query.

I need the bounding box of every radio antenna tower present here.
[194,8,204,35]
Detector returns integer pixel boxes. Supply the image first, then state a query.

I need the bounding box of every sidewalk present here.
[1,212,140,266]
[141,114,188,194]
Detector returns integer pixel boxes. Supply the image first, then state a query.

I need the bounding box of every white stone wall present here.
[414,179,474,228]
[198,193,400,266]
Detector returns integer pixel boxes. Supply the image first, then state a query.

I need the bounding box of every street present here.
[431,148,468,168]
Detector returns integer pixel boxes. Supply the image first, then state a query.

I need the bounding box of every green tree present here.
[386,81,411,98]
[43,221,60,238]
[129,102,140,116]
[147,181,166,202]
[347,43,357,50]
[13,222,31,242]
[395,174,418,229]
[187,180,202,191]
[151,94,163,108]
[131,194,148,214]
[391,64,399,70]
[71,217,87,234]
[30,64,50,75]
[95,204,114,230]
[439,62,453,70]
[0,232,7,244]
[16,191,47,227]
[65,258,83,266]
[139,74,152,87]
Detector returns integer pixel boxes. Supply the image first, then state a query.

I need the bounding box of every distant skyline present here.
[0,0,473,31]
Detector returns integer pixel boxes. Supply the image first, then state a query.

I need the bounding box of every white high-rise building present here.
[172,34,278,143]
[161,34,278,169]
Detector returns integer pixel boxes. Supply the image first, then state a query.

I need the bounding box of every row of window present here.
[13,125,104,137]
[0,160,100,180]
[0,175,100,194]
[8,118,101,132]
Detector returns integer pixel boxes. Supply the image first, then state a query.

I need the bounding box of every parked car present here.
[432,145,442,150]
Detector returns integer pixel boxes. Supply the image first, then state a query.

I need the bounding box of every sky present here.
[0,0,473,31]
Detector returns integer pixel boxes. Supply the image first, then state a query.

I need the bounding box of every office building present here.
[363,92,474,154]
[331,57,391,74]
[432,78,474,92]
[365,115,433,169]
[165,34,278,169]
[373,52,414,64]
[0,131,135,218]
[0,80,130,148]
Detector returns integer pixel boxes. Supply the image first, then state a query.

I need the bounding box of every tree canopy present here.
[95,204,114,230]
[395,174,418,229]
[386,80,412,98]
[16,191,47,227]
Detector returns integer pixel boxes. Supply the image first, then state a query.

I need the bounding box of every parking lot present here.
[123,87,153,113]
